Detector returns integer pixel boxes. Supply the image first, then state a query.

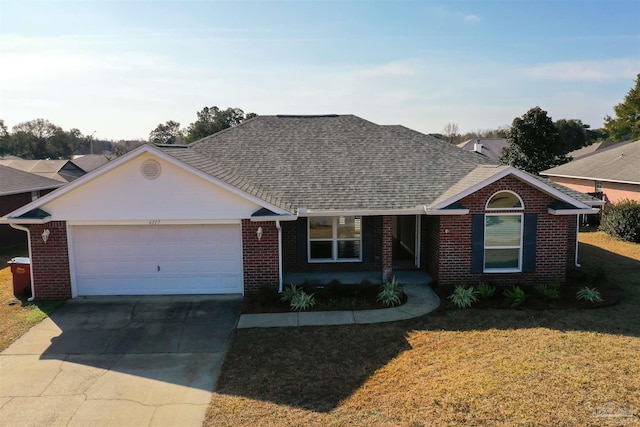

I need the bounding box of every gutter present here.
[9,224,36,302]
[276,220,283,292]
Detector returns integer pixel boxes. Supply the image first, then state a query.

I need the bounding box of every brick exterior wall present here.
[381,215,393,282]
[431,175,578,286]
[281,217,384,273]
[27,222,72,299]
[241,219,279,294]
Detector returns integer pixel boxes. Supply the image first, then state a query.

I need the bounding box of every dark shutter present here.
[362,216,374,262]
[296,217,308,263]
[522,213,537,273]
[471,214,485,273]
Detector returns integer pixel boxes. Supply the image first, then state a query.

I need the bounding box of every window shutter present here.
[296,217,308,263]
[362,216,374,262]
[471,214,484,273]
[522,213,537,272]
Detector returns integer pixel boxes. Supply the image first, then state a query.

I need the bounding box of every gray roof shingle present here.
[159,115,594,212]
[0,165,64,197]
[542,140,640,184]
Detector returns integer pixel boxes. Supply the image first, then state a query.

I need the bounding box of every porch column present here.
[381,215,393,282]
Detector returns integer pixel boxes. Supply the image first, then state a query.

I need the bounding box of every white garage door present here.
[71,224,243,296]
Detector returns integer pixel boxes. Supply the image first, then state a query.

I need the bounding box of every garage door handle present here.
[157,265,160,272]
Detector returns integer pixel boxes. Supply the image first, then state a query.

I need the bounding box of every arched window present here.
[484,191,524,272]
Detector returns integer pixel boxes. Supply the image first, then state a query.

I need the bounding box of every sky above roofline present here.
[1,0,639,141]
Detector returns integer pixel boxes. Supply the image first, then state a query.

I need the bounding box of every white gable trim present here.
[6,144,291,220]
[428,167,593,211]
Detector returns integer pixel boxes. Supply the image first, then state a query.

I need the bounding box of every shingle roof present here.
[0,165,64,197]
[158,115,594,212]
[71,155,110,173]
[457,138,509,162]
[0,160,85,182]
[542,140,640,184]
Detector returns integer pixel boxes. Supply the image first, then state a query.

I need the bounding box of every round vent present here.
[141,159,161,180]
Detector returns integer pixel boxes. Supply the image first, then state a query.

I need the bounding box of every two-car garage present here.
[70,224,244,296]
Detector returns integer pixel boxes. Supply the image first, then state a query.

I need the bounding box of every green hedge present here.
[600,199,640,243]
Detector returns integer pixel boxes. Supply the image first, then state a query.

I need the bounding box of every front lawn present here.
[0,251,65,352]
[206,231,640,426]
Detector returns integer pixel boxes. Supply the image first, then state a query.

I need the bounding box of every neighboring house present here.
[1,115,600,300]
[71,154,110,173]
[457,138,509,162]
[541,140,640,204]
[0,159,85,183]
[567,140,631,160]
[0,165,63,245]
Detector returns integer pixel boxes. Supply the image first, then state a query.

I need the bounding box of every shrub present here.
[377,276,403,307]
[600,199,640,243]
[576,286,604,303]
[503,286,527,308]
[448,285,478,309]
[476,282,496,299]
[534,284,560,301]
[280,284,300,303]
[290,290,317,311]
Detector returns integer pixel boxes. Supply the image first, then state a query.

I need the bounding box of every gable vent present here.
[141,159,161,180]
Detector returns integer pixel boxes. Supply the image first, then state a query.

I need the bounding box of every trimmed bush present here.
[600,199,640,243]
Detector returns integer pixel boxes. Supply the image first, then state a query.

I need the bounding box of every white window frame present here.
[484,191,524,273]
[308,216,362,263]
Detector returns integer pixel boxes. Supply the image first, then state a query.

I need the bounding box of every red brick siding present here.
[281,217,383,273]
[27,222,72,299]
[436,175,577,286]
[381,215,393,281]
[241,220,279,294]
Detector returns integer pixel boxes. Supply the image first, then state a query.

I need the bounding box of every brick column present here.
[381,215,393,283]
[241,220,280,294]
[28,222,72,299]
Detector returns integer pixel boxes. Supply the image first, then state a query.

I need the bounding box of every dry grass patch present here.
[206,232,640,426]
[0,252,65,352]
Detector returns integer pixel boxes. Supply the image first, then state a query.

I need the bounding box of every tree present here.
[185,107,256,143]
[500,107,569,174]
[442,122,460,144]
[11,119,72,159]
[0,119,10,156]
[604,74,640,141]
[149,120,185,145]
[554,119,588,153]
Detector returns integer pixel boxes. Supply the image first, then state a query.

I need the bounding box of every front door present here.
[392,215,420,269]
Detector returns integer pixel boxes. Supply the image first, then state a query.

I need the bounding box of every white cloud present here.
[464,14,481,23]
[523,58,639,81]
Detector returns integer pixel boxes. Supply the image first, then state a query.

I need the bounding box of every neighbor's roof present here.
[542,140,640,185]
[457,138,509,162]
[567,140,631,160]
[158,114,589,212]
[71,155,110,172]
[0,165,64,197]
[0,159,85,182]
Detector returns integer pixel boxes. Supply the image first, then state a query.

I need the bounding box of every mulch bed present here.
[242,283,407,314]
[435,283,624,311]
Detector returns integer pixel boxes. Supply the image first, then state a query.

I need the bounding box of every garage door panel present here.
[72,225,243,296]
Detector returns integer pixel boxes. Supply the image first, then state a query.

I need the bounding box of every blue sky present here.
[1,0,639,140]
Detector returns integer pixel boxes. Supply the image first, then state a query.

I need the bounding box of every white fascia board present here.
[250,215,298,222]
[0,216,52,224]
[429,167,593,211]
[540,172,640,186]
[424,209,470,216]
[298,206,427,217]
[66,219,242,226]
[548,207,600,216]
[6,144,291,219]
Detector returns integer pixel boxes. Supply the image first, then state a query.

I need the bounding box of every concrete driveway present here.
[0,295,242,427]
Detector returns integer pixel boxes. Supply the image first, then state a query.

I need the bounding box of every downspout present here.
[10,223,36,301]
[575,214,581,267]
[276,220,283,292]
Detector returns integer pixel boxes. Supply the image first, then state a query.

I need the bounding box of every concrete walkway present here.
[238,282,440,328]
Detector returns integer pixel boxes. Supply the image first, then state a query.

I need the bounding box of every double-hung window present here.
[308,216,362,262]
[484,191,524,272]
